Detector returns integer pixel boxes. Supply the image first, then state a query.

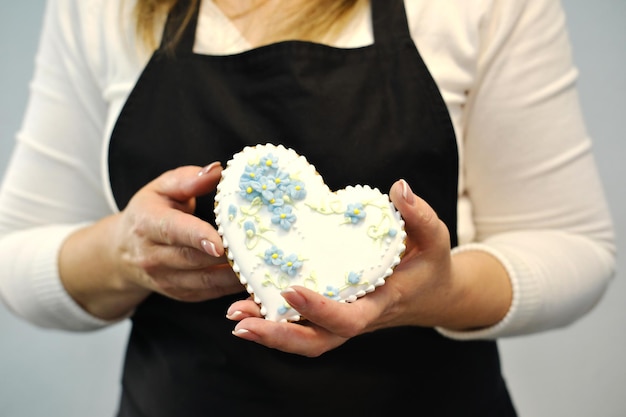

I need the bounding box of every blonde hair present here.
[134,0,365,51]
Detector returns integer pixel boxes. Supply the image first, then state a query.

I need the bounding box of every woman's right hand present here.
[59,162,244,320]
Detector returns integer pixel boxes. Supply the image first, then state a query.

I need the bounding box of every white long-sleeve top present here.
[0,0,616,339]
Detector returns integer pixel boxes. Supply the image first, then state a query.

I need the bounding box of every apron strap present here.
[371,0,412,45]
[160,0,201,54]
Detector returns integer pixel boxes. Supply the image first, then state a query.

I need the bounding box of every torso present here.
[108,1,514,415]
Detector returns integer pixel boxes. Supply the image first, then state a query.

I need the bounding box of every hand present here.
[60,162,244,320]
[225,179,512,356]
[111,162,243,302]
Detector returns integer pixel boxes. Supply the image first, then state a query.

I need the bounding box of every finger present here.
[226,298,263,321]
[138,245,234,276]
[279,286,377,337]
[145,208,225,256]
[151,264,242,298]
[389,179,447,251]
[158,288,238,303]
[141,244,230,273]
[152,162,223,205]
[231,317,348,357]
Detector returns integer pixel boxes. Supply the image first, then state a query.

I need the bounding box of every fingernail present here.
[198,161,220,176]
[226,310,243,320]
[281,287,305,309]
[232,328,259,341]
[201,239,220,257]
[400,179,415,205]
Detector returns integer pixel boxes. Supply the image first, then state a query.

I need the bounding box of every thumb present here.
[389,179,446,251]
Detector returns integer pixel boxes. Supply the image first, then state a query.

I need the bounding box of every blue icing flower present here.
[251,176,277,194]
[280,253,303,276]
[272,170,291,189]
[285,180,307,200]
[240,165,264,183]
[258,190,278,208]
[260,190,278,207]
[239,180,261,201]
[347,271,362,285]
[277,304,292,315]
[323,285,341,300]
[250,177,277,206]
[264,246,284,266]
[266,189,286,211]
[228,204,238,221]
[243,221,256,238]
[345,202,366,224]
[271,206,296,230]
[260,153,279,173]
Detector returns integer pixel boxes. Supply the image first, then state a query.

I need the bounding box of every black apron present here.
[108,0,517,415]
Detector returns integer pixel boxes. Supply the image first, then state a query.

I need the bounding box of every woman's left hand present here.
[225,179,511,357]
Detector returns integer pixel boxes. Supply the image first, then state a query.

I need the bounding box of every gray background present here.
[0,1,624,416]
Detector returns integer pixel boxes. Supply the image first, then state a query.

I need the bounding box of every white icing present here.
[214,144,406,321]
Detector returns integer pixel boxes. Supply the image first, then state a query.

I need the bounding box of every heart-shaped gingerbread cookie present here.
[214,144,406,322]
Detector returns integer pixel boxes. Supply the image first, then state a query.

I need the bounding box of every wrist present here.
[440,247,513,331]
[59,215,150,321]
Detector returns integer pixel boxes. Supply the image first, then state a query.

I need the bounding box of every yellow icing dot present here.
[295,185,301,190]
[270,199,276,204]
[272,253,279,259]
[246,186,253,194]
[265,160,272,167]
[275,178,281,184]
[353,209,361,215]
[250,173,256,178]
[262,184,267,190]
[280,213,287,219]
[287,262,293,267]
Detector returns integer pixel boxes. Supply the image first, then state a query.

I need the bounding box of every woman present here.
[0,0,615,415]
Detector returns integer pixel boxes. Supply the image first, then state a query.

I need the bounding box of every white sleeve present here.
[438,0,616,339]
[0,0,117,330]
